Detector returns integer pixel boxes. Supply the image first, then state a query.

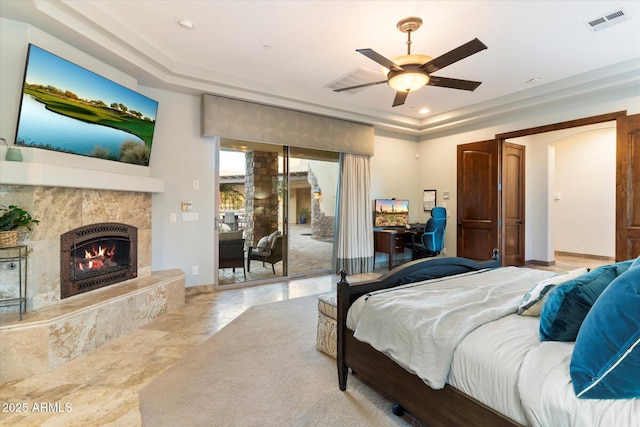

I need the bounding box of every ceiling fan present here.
[335,17,488,107]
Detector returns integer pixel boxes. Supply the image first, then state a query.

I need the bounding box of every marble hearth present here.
[0,270,185,384]
[0,170,184,384]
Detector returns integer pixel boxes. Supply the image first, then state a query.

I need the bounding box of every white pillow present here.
[257,236,269,248]
[517,268,589,316]
[267,230,281,244]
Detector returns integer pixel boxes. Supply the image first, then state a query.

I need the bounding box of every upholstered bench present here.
[315,292,337,359]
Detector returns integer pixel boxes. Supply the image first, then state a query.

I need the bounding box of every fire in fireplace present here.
[60,223,137,299]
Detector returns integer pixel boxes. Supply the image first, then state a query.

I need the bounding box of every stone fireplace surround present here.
[0,169,185,384]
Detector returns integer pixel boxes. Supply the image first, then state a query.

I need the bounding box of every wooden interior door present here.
[502,142,525,266]
[457,140,499,261]
[617,113,640,260]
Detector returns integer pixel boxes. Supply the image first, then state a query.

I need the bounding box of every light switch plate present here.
[182,212,198,221]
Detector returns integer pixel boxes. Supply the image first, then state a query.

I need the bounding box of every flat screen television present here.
[14,44,159,166]
[374,199,409,227]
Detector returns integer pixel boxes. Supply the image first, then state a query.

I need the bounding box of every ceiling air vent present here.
[585,8,630,32]
[327,67,383,94]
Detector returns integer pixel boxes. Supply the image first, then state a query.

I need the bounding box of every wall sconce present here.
[313,187,322,199]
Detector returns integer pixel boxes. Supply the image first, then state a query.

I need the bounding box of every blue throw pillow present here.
[539,260,633,341]
[570,261,640,399]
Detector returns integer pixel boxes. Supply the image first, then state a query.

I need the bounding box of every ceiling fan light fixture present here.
[387,66,430,92]
[336,16,486,107]
[380,54,433,75]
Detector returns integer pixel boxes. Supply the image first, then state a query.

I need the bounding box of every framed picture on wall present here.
[423,190,436,211]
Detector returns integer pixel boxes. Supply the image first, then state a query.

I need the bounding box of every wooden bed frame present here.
[336,252,522,427]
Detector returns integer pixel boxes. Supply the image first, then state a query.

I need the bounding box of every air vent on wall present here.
[585,8,630,32]
[327,67,383,94]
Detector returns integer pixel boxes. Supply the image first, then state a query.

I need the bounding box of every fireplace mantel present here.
[0,161,164,193]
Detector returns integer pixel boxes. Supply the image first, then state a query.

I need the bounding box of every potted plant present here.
[0,205,40,247]
[299,207,310,224]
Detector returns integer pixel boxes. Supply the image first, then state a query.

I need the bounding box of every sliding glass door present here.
[217,140,338,287]
[288,147,338,277]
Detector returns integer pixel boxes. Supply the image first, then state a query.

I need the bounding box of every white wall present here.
[513,123,615,262]
[553,127,616,256]
[0,18,147,176]
[308,159,338,216]
[144,87,217,287]
[369,133,421,264]
[370,133,420,221]
[519,133,554,262]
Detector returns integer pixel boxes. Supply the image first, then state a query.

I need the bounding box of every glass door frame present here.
[214,140,337,290]
[214,140,290,290]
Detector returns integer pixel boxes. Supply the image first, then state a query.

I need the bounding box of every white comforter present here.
[448,314,541,425]
[519,341,640,427]
[347,267,555,389]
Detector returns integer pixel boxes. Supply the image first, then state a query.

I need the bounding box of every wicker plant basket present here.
[0,230,19,248]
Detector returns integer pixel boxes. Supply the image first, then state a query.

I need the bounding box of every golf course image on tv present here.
[15,44,159,166]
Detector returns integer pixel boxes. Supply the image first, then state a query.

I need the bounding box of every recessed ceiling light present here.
[419,108,430,114]
[263,45,272,50]
[526,77,543,85]
[177,19,195,30]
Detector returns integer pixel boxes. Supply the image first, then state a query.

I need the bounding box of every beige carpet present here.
[139,295,419,426]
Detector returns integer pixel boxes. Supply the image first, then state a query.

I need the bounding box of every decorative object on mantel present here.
[1,137,23,162]
[0,205,40,248]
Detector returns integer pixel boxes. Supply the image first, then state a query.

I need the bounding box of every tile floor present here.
[0,271,378,426]
[0,255,609,426]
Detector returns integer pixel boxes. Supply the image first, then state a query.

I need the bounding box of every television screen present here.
[15,44,159,166]
[374,199,409,227]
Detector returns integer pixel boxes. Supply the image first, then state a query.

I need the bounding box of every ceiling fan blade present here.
[420,38,487,74]
[392,91,409,107]
[427,76,482,91]
[357,49,404,72]
[333,80,388,92]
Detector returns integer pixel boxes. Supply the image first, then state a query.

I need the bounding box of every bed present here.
[336,253,640,427]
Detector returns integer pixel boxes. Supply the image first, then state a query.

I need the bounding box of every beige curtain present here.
[333,153,374,274]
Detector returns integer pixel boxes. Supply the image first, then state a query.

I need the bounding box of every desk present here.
[374,229,411,269]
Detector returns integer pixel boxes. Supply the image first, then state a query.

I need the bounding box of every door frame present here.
[495,110,629,262]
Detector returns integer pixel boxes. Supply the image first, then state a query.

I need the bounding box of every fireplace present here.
[60,223,138,299]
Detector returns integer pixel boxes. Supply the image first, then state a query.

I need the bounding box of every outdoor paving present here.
[218,224,333,285]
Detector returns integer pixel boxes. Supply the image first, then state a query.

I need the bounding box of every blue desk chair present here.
[410,206,447,258]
